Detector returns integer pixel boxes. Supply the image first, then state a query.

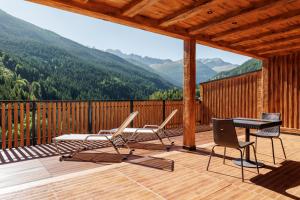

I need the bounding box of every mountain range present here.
[106,49,238,86]
[0,8,260,100]
[0,9,173,100]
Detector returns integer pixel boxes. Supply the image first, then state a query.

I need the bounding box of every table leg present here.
[245,128,250,161]
[234,128,264,168]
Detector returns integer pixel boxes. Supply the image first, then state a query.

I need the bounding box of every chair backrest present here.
[158,109,178,130]
[259,112,281,136]
[112,111,139,138]
[212,118,239,148]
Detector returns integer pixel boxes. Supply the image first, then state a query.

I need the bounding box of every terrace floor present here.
[0,127,299,200]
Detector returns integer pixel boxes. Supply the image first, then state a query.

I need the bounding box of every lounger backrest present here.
[158,109,178,130]
[112,111,139,138]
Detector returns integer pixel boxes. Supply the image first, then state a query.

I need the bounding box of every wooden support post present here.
[262,59,269,113]
[183,38,196,150]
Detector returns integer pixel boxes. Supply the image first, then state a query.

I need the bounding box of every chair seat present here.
[250,131,279,138]
[54,134,113,141]
[238,141,254,148]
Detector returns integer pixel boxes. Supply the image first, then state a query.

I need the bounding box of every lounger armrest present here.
[143,125,159,128]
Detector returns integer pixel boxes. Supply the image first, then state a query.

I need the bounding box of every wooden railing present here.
[200,70,262,125]
[0,100,202,149]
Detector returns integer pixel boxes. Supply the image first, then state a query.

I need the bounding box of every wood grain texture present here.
[183,38,196,149]
[201,51,300,131]
[200,71,261,124]
[267,52,300,129]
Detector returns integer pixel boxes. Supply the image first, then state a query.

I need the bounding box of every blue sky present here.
[0,0,251,65]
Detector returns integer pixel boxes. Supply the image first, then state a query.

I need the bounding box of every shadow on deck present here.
[0,125,210,165]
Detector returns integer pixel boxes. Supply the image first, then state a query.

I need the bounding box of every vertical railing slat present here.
[42,103,47,144]
[47,103,52,143]
[20,103,24,147]
[14,103,18,148]
[25,103,30,146]
[57,102,62,136]
[36,103,41,144]
[1,103,6,149]
[7,103,12,148]
[52,102,57,138]
[71,103,75,133]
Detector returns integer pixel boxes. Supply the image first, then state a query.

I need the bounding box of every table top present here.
[233,117,282,129]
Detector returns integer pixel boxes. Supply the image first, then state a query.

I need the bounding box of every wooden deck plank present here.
[0,129,299,199]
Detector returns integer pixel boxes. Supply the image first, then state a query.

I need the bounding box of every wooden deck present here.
[0,129,299,200]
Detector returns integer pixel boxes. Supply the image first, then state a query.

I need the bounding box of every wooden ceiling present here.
[27,0,300,59]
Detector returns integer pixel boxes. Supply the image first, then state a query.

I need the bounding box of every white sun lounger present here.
[115,109,178,150]
[53,111,139,161]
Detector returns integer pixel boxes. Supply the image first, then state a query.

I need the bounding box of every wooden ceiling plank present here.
[231,24,300,47]
[159,0,213,27]
[211,9,300,42]
[245,35,300,52]
[189,0,277,35]
[122,0,159,17]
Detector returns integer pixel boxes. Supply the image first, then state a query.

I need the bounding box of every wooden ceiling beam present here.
[245,35,300,52]
[27,0,190,40]
[189,0,277,35]
[159,0,213,27]
[231,24,300,47]
[122,0,159,17]
[211,9,300,42]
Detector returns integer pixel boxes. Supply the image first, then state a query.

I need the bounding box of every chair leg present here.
[278,137,287,159]
[206,145,217,171]
[238,149,244,182]
[242,148,245,159]
[119,136,134,155]
[250,144,259,174]
[162,130,174,145]
[223,147,226,164]
[154,132,168,150]
[271,138,275,164]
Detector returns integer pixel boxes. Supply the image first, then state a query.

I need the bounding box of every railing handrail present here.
[0,99,190,103]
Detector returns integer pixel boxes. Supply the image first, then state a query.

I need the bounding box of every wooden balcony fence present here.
[0,100,202,149]
[200,64,300,133]
[200,70,262,125]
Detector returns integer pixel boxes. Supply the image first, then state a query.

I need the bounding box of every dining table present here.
[232,117,282,168]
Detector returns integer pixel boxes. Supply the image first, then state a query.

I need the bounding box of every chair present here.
[206,118,259,182]
[115,109,178,150]
[250,113,286,164]
[53,111,139,161]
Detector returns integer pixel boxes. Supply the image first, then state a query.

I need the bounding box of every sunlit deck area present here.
[2,0,300,199]
[0,128,299,200]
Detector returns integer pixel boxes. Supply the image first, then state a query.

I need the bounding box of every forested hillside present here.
[210,59,262,80]
[0,9,173,100]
